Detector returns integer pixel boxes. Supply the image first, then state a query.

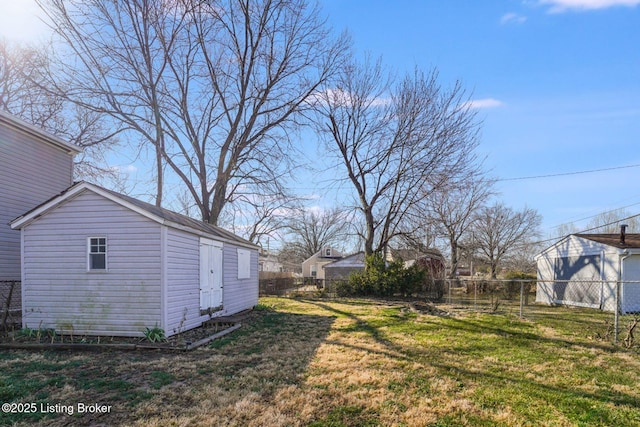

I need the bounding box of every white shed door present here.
[200,238,223,310]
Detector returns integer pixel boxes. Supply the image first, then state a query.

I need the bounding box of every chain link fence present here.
[442,278,639,347]
[261,276,639,348]
[0,280,21,331]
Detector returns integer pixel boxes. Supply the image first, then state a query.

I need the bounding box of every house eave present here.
[0,110,82,155]
[534,234,640,261]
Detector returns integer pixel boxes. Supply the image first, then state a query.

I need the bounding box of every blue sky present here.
[1,0,639,240]
[316,0,640,237]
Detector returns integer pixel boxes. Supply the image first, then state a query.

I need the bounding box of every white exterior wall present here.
[621,255,640,313]
[163,227,259,334]
[221,244,259,316]
[21,191,162,336]
[536,235,626,312]
[0,121,75,281]
[165,228,202,335]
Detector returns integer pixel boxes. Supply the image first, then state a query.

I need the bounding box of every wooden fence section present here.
[259,277,323,296]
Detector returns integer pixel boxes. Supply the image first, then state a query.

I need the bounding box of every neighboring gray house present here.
[535,232,640,313]
[0,110,80,282]
[324,252,365,283]
[302,247,343,281]
[11,181,259,337]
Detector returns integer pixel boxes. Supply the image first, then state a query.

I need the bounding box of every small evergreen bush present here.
[335,253,425,298]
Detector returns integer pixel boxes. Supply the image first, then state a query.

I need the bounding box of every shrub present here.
[335,253,425,298]
[503,271,536,301]
[503,271,536,280]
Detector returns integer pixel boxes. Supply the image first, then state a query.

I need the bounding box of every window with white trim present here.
[88,237,107,271]
[237,248,251,279]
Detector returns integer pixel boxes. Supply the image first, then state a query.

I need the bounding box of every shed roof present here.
[10,181,258,249]
[574,233,640,249]
[0,110,82,155]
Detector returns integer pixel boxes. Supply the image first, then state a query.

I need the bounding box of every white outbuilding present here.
[535,231,640,313]
[11,181,259,337]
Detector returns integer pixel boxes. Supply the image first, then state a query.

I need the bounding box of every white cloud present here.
[539,0,640,13]
[464,98,504,109]
[110,164,138,174]
[500,12,528,24]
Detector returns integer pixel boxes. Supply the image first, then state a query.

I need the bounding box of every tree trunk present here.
[448,237,458,280]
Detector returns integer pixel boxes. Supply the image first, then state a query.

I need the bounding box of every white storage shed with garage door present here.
[535,230,640,314]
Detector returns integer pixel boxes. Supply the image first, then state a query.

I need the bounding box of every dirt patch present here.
[407,301,451,316]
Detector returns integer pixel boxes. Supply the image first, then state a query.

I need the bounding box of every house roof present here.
[324,252,365,269]
[574,233,640,249]
[0,110,82,155]
[304,247,343,262]
[10,181,258,249]
[535,233,640,260]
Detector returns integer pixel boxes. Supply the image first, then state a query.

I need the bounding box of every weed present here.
[143,325,167,343]
[253,302,273,311]
[150,371,175,389]
[622,315,639,348]
[15,327,57,343]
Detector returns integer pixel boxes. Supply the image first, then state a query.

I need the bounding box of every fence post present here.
[519,280,524,319]
[614,280,620,345]
[474,280,477,311]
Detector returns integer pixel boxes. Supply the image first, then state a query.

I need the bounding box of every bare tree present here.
[0,39,121,184]
[314,57,481,256]
[284,207,352,260]
[585,209,640,234]
[220,192,292,248]
[472,202,542,278]
[425,171,495,279]
[550,208,640,241]
[39,0,348,225]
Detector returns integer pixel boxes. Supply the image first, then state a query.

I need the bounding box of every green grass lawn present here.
[0,297,638,426]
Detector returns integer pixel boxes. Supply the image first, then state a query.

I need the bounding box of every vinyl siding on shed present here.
[21,191,162,336]
[536,235,625,312]
[0,125,74,280]
[621,255,640,313]
[222,244,259,316]
[165,228,201,335]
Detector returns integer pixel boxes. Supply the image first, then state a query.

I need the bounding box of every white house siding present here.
[221,244,259,317]
[21,191,162,336]
[622,255,640,313]
[0,123,74,281]
[536,235,627,312]
[165,228,201,335]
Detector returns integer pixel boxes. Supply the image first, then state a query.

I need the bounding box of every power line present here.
[535,211,640,246]
[498,163,640,182]
[545,200,640,231]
